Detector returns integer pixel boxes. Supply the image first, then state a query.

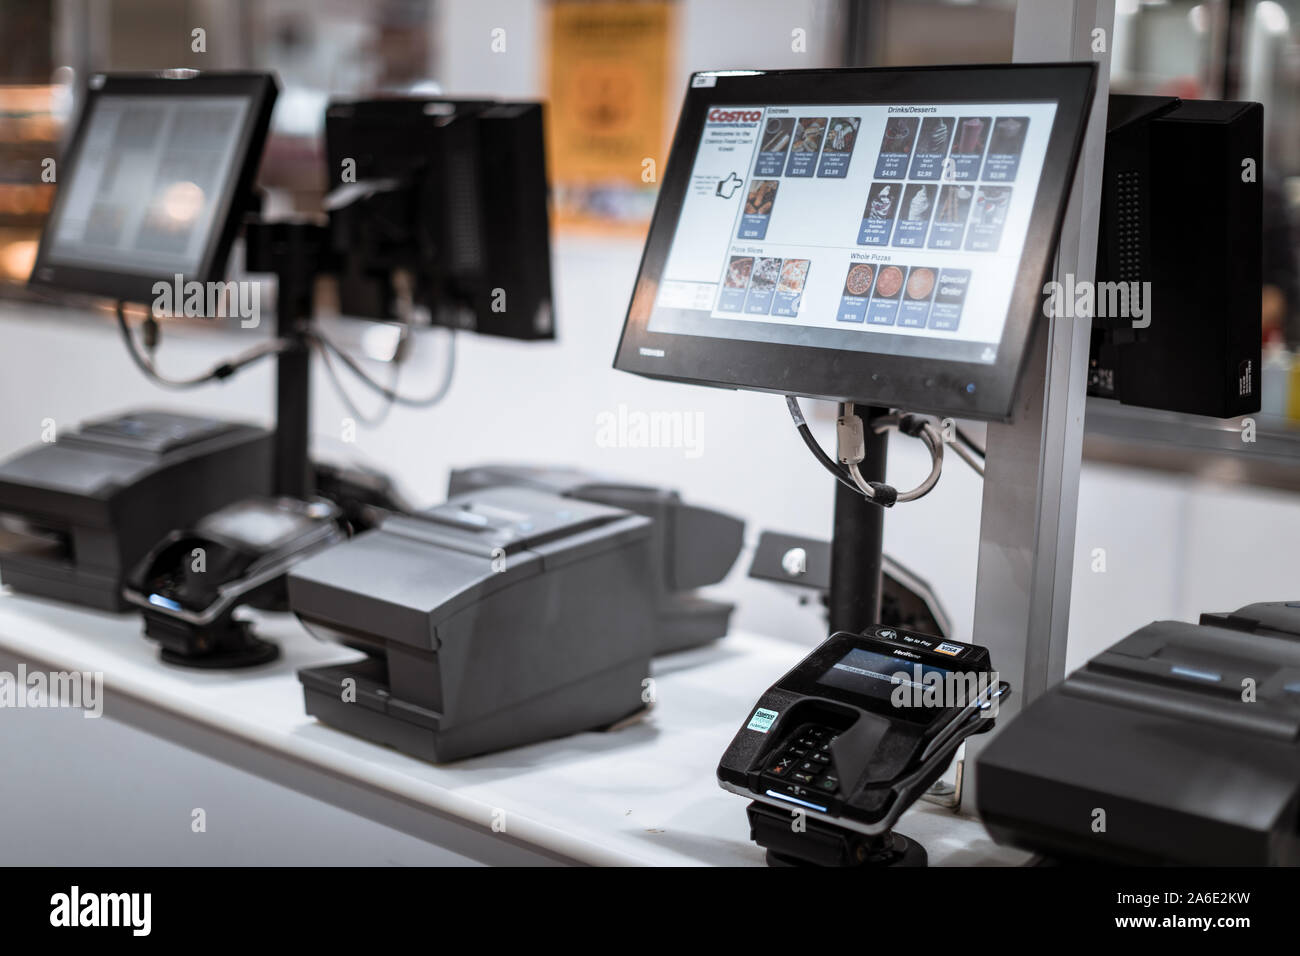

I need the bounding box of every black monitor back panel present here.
[324,99,554,341]
[1091,95,1262,418]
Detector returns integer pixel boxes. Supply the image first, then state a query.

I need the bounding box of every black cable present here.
[785,395,869,494]
[955,425,986,459]
[795,420,861,493]
[115,301,290,389]
[307,326,456,408]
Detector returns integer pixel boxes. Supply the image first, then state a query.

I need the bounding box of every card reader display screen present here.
[650,102,1056,365]
[817,647,952,714]
[44,94,251,277]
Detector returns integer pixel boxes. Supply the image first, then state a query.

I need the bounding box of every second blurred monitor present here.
[323,98,553,341]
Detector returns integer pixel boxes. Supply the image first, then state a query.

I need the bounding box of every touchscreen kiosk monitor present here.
[28,72,277,305]
[614,65,1096,420]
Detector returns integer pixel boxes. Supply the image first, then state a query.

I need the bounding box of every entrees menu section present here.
[652,100,1057,365]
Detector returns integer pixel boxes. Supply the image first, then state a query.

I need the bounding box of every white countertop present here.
[0,588,1026,866]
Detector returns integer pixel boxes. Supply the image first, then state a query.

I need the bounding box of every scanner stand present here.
[150,616,278,670]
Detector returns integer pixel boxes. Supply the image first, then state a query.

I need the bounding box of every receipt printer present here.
[448,464,744,653]
[976,619,1300,865]
[288,486,656,762]
[0,411,272,611]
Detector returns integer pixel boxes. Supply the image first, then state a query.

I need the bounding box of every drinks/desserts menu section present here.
[655,100,1057,361]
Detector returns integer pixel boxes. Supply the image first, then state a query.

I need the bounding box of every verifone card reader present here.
[717,626,1007,866]
[288,487,656,762]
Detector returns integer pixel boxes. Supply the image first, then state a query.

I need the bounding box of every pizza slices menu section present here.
[655,99,1057,358]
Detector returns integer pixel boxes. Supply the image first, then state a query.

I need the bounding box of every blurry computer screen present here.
[28,72,277,305]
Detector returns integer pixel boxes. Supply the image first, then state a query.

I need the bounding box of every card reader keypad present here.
[763,722,840,795]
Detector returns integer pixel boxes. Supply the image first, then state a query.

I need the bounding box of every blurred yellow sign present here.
[546,0,675,234]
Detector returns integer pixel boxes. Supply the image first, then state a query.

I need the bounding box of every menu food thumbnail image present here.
[754,118,796,176]
[874,117,919,179]
[982,117,1030,181]
[816,117,861,178]
[786,117,828,177]
[739,179,779,239]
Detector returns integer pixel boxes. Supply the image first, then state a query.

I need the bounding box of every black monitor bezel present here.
[613,63,1097,421]
[28,71,278,306]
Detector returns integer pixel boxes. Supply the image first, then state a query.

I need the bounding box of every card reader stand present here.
[718,627,1008,868]
[125,496,345,668]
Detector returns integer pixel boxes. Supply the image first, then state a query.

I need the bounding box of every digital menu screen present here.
[651,102,1057,365]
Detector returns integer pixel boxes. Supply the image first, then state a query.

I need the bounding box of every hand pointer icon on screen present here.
[716,172,742,199]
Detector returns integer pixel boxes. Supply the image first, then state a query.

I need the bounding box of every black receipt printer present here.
[448,464,744,654]
[288,486,657,762]
[976,618,1300,866]
[0,410,272,611]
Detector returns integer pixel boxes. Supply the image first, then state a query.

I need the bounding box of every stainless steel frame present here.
[962,0,1115,806]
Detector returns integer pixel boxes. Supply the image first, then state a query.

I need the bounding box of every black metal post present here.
[828,405,889,633]
[274,275,311,499]
[244,219,328,500]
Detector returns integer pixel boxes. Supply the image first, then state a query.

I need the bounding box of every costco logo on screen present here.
[708,108,762,124]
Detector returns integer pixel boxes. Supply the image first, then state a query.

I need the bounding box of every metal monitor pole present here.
[962,0,1114,800]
